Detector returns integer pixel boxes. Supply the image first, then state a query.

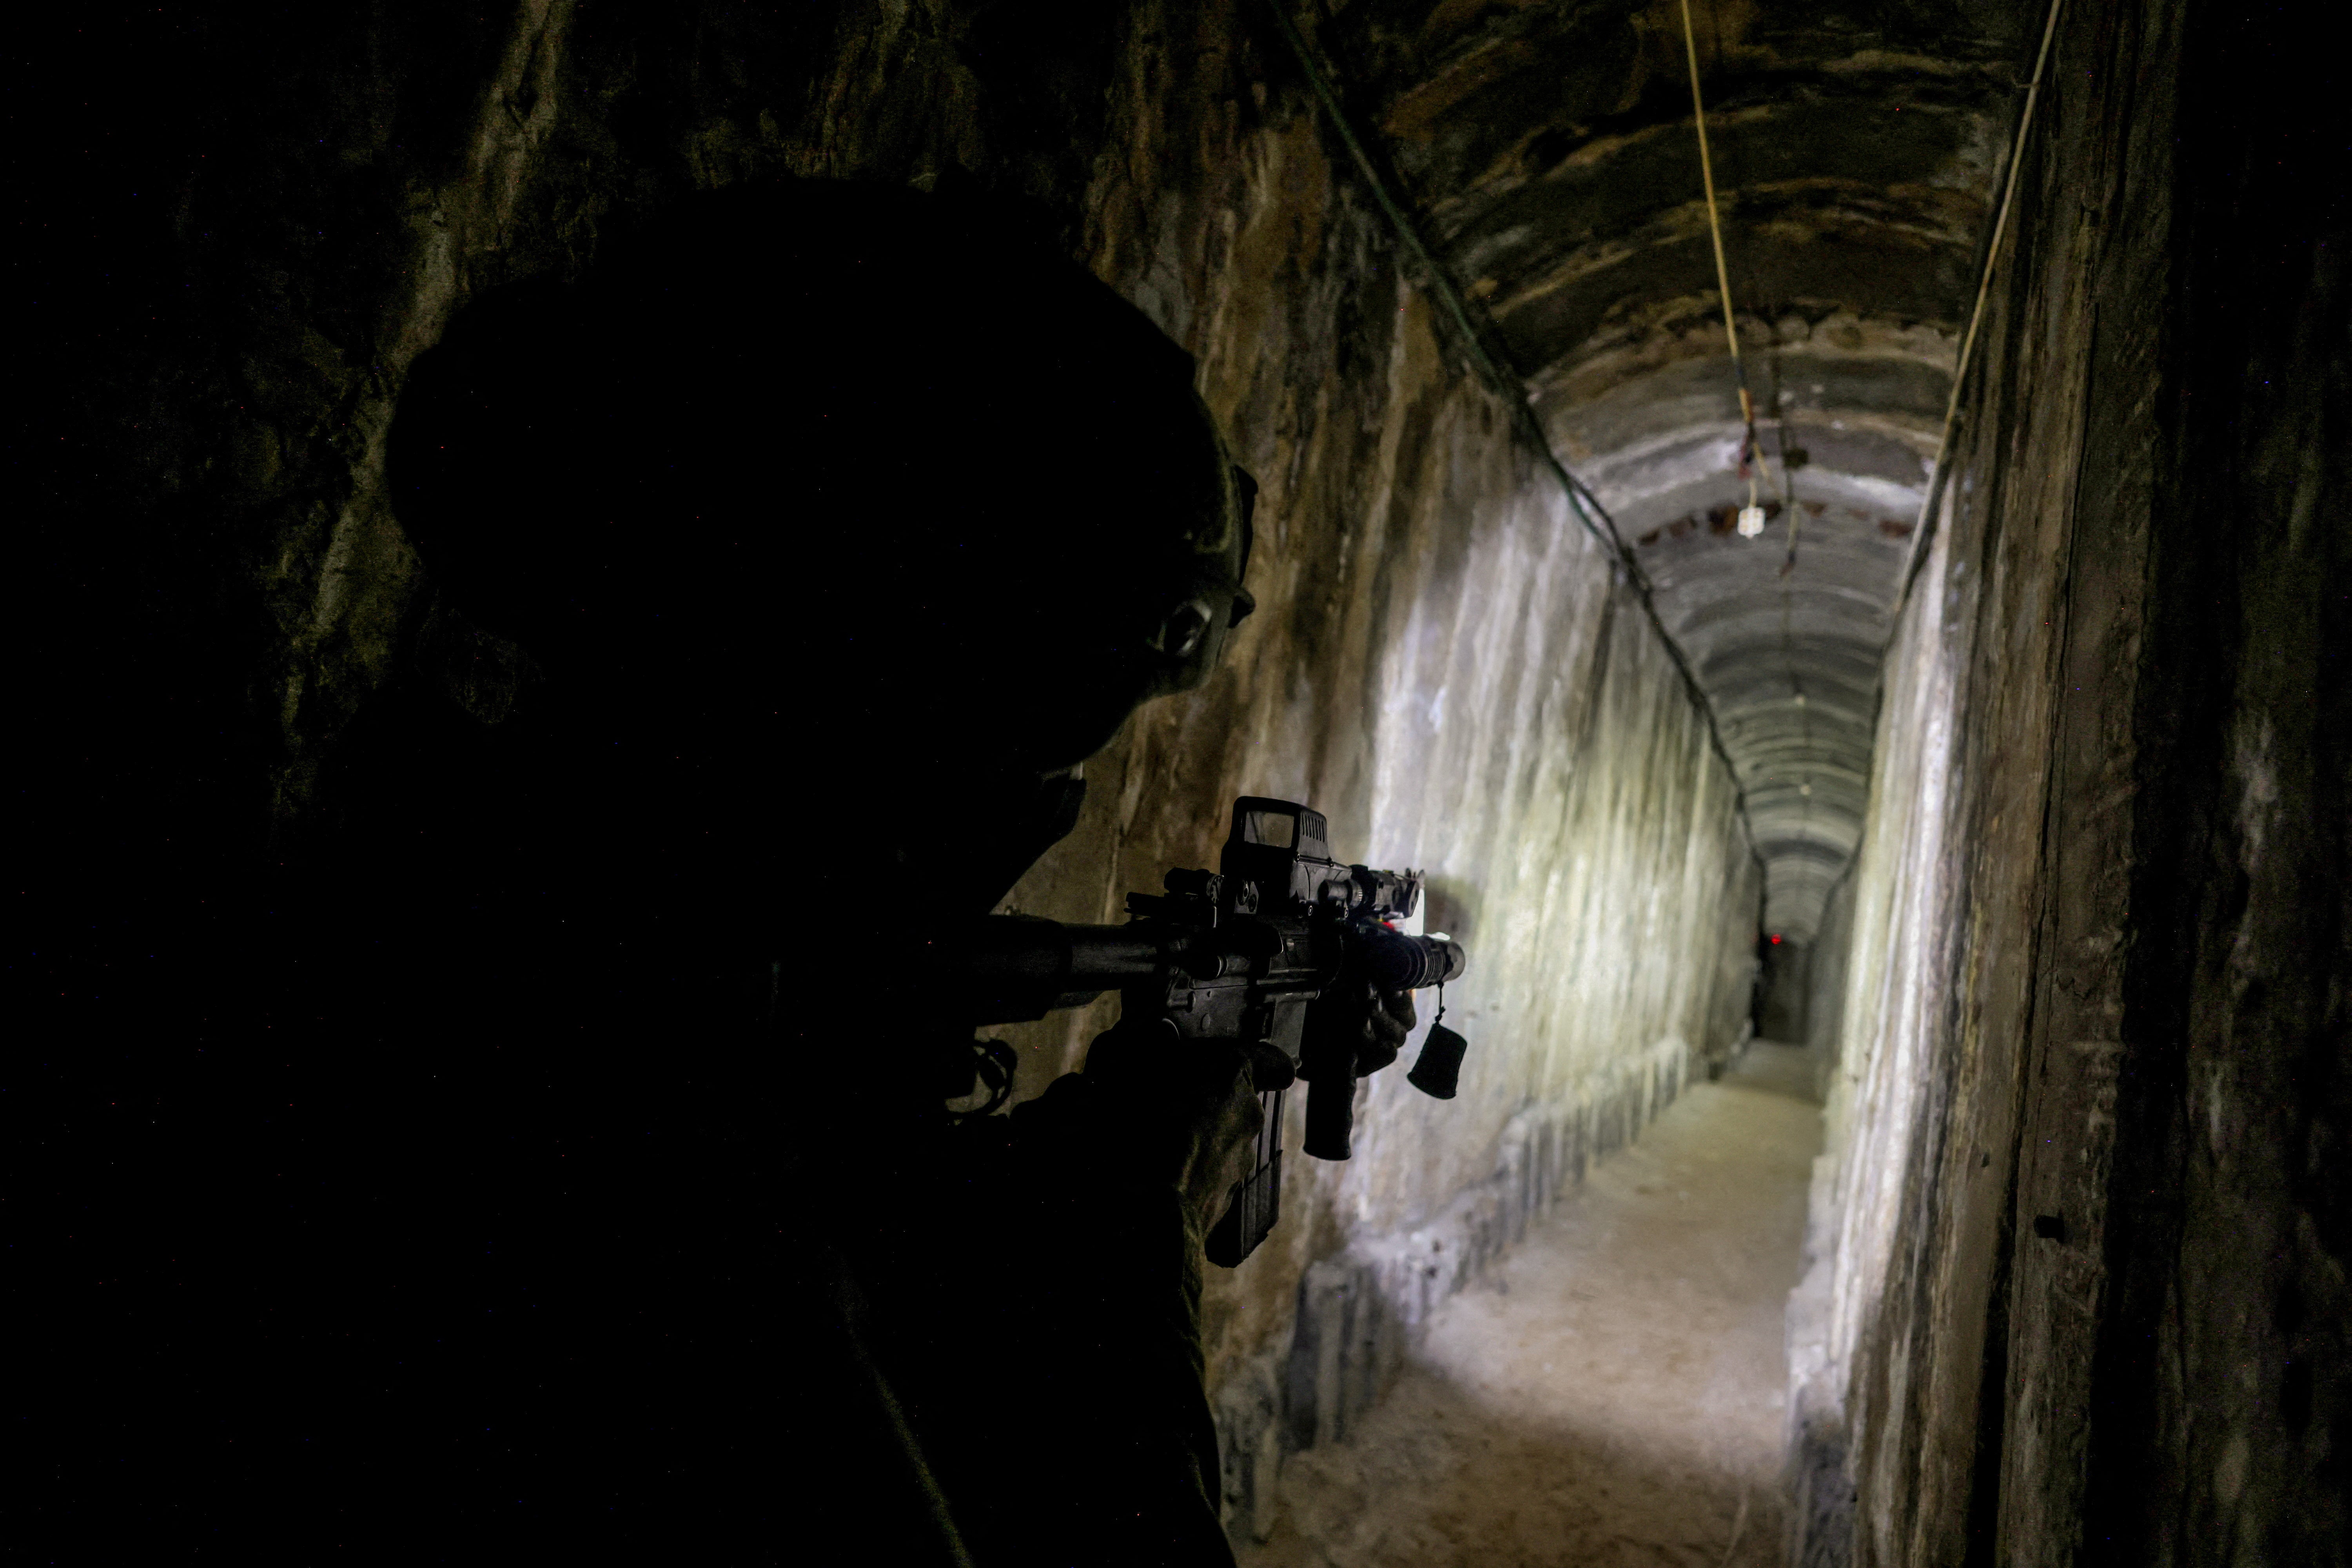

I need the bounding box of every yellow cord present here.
[1682,0,1739,362]
[1680,0,1766,508]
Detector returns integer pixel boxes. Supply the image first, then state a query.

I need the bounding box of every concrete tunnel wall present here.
[20,0,1764,1546]
[1786,1,2351,1562]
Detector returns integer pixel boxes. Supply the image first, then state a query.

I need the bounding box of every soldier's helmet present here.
[390,178,1256,779]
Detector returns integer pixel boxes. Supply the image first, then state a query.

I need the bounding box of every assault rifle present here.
[958,797,1468,1266]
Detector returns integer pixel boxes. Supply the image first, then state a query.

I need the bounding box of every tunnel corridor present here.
[1241,1040,1823,1568]
[1347,0,1994,949]
[21,2,2346,1565]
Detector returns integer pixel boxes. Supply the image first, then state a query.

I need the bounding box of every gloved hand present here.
[1304,979,1419,1078]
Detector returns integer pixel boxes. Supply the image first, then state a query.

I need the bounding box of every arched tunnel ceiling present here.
[1315,0,2038,939]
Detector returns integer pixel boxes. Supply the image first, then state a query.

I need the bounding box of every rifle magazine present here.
[1205,1089,1285,1267]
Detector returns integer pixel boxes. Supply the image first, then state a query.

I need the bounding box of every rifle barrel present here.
[961,918,1166,1023]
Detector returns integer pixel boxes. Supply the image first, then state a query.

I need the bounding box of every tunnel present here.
[19,4,2347,1566]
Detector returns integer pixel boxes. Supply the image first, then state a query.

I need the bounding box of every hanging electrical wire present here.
[1265,0,1768,869]
[1889,0,2070,615]
[1770,354,1804,577]
[1678,0,1771,539]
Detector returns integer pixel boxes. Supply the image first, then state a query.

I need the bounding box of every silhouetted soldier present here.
[339,179,1410,1563]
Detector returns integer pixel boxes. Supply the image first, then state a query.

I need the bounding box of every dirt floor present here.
[1240,1041,1823,1568]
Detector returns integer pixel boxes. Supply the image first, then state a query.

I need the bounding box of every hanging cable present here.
[1267,0,1765,867]
[1771,352,1804,577]
[1678,0,1771,534]
[1797,0,2069,912]
[1888,0,2069,617]
[1263,5,1628,562]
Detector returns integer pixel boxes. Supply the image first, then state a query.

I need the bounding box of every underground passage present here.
[20,3,2347,1564]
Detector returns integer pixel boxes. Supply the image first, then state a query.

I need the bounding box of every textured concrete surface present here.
[1787,2,2351,1563]
[1239,1040,1821,1567]
[1279,0,2045,941]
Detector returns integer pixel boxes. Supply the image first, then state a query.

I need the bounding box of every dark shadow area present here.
[20,177,1253,1564]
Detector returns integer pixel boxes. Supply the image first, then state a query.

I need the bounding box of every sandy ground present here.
[1240,1042,1823,1568]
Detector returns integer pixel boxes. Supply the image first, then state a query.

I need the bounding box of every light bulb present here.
[1737,505,1766,537]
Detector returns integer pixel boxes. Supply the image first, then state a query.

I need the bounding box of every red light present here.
[1769,934,1782,944]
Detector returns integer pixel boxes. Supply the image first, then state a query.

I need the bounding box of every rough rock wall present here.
[24,0,1757,1543]
[1788,1,2350,1563]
